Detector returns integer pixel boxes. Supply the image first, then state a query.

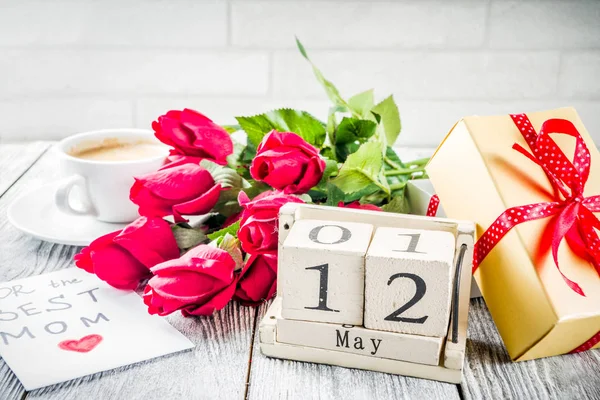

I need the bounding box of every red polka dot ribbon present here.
[426,195,440,217]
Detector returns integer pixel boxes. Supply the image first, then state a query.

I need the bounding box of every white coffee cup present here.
[55,129,169,223]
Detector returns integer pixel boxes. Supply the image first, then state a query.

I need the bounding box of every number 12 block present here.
[280,219,374,325]
[364,227,455,338]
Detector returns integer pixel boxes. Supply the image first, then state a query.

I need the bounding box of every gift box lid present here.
[426,107,600,360]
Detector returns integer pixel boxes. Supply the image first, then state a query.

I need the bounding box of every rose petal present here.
[114,217,180,268]
[89,243,149,290]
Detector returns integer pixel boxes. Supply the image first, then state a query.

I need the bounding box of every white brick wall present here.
[0,0,599,147]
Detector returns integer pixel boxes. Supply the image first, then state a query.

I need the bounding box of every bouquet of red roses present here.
[74,40,428,317]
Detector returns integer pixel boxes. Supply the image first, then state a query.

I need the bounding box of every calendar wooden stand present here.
[259,204,475,383]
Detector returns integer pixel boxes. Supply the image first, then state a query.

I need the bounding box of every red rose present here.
[152,108,233,165]
[74,217,179,290]
[338,201,382,212]
[162,154,204,169]
[234,252,278,305]
[130,162,221,223]
[250,130,325,194]
[143,245,237,316]
[238,191,304,254]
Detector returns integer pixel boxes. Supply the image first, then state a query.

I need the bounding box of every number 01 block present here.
[364,227,455,337]
[280,219,374,325]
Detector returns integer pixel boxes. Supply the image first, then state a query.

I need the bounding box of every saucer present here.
[7,183,128,246]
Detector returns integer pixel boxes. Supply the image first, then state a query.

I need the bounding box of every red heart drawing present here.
[58,334,103,353]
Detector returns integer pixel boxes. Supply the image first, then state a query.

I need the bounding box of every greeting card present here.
[0,268,194,390]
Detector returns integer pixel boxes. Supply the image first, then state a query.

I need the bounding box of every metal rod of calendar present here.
[451,244,468,344]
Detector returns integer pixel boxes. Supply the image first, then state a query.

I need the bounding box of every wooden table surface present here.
[1,141,600,400]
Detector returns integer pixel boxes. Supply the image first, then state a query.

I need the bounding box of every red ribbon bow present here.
[472,114,600,296]
[428,114,600,295]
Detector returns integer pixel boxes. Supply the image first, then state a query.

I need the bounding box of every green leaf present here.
[348,89,374,118]
[212,189,243,217]
[236,108,326,148]
[240,141,257,165]
[226,141,246,170]
[240,180,271,201]
[385,147,404,167]
[171,226,206,250]
[319,158,339,184]
[371,95,401,146]
[336,117,377,144]
[222,124,241,134]
[326,106,337,143]
[326,182,346,206]
[218,233,244,271]
[360,191,388,205]
[296,193,313,203]
[207,220,241,241]
[382,193,410,214]
[296,37,348,110]
[320,146,337,162]
[307,189,327,202]
[371,111,381,124]
[200,160,243,189]
[314,157,339,194]
[334,141,360,163]
[326,181,379,205]
[331,141,390,196]
[296,36,309,59]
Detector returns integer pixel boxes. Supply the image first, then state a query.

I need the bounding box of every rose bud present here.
[237,191,304,254]
[234,252,278,306]
[338,201,382,211]
[130,162,222,223]
[250,130,326,194]
[74,217,179,290]
[143,245,237,316]
[152,108,233,165]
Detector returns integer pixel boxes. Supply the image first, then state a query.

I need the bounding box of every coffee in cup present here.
[68,138,166,162]
[55,129,169,223]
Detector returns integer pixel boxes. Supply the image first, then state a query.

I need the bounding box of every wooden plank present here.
[461,298,600,400]
[0,142,51,197]
[0,142,53,400]
[247,302,460,400]
[0,149,256,399]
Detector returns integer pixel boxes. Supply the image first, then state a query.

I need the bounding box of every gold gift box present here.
[426,107,600,361]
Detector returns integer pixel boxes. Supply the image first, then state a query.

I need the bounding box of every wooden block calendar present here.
[259,203,475,383]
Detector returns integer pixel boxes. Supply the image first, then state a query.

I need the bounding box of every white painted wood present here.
[264,205,475,385]
[293,203,460,235]
[276,205,297,297]
[260,299,462,384]
[462,298,600,400]
[251,302,461,400]
[280,219,374,325]
[277,315,443,366]
[364,227,455,338]
[0,141,50,197]
[0,142,52,400]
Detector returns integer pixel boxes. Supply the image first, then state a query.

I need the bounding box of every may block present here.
[280,219,374,325]
[277,317,443,366]
[364,227,455,337]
